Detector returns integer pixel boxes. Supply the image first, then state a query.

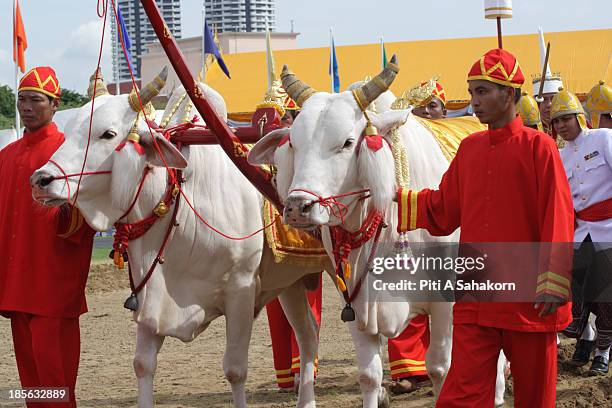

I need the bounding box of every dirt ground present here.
[0,263,610,407]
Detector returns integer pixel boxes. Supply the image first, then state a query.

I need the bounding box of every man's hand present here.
[534,293,567,317]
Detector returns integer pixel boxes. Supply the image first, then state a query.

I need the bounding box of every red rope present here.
[47,159,111,203]
[73,0,109,206]
[330,211,384,304]
[289,188,370,222]
[116,167,151,220]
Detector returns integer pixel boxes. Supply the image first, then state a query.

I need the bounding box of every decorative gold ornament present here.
[154,201,170,218]
[586,80,612,128]
[551,87,588,130]
[396,76,440,108]
[193,81,204,100]
[87,68,110,98]
[256,79,288,117]
[516,92,543,130]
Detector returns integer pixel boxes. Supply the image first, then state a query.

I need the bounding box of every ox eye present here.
[100,130,117,140]
[343,138,355,149]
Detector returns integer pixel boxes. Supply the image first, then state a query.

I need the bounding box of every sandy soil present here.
[0,263,610,407]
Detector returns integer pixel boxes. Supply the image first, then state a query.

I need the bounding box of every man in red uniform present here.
[0,66,95,407]
[397,49,574,407]
[266,277,322,390]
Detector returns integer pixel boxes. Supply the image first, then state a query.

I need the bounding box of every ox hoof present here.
[293,373,300,395]
[378,387,390,408]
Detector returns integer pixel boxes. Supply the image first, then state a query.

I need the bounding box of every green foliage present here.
[0,85,16,118]
[59,89,89,110]
[0,114,14,129]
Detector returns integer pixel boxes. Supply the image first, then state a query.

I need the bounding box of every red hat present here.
[467,49,524,88]
[431,81,446,105]
[18,66,61,99]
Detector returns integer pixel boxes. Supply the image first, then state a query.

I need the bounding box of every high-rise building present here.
[204,0,275,33]
[111,0,182,82]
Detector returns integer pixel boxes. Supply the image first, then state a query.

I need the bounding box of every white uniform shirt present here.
[560,128,612,247]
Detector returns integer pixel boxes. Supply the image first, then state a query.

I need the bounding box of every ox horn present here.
[129,66,168,112]
[353,54,399,110]
[281,65,317,107]
[87,68,109,98]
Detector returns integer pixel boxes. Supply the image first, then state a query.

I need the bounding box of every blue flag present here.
[117,6,132,71]
[204,21,231,79]
[329,37,340,93]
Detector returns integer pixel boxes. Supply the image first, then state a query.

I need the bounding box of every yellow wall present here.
[203,29,612,114]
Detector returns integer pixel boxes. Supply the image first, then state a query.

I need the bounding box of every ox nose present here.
[30,171,55,188]
[283,195,316,223]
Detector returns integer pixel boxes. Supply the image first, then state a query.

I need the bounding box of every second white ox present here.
[30,69,330,408]
[248,57,506,407]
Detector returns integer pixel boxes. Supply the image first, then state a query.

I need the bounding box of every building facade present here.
[204,0,275,33]
[111,0,182,81]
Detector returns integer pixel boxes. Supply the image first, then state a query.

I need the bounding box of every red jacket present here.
[397,117,574,332]
[0,123,95,318]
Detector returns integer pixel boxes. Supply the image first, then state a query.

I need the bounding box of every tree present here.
[0,114,14,130]
[59,89,89,110]
[0,85,16,118]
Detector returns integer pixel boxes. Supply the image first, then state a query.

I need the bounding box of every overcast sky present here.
[0,0,609,94]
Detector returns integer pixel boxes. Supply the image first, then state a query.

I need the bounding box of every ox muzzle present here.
[283,191,330,229]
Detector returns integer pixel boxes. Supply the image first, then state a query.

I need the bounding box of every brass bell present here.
[153,201,169,217]
[341,303,356,322]
[124,293,139,311]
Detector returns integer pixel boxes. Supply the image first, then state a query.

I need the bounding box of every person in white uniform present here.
[555,87,612,375]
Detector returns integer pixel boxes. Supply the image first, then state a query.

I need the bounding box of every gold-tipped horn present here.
[281,65,317,107]
[87,68,109,98]
[353,55,399,110]
[129,66,168,112]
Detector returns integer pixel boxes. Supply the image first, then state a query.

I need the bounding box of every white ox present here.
[248,59,507,407]
[30,69,330,408]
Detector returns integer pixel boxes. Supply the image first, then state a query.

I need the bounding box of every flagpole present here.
[200,0,206,81]
[115,13,120,95]
[330,27,334,93]
[14,0,20,136]
[380,36,384,70]
[265,17,274,89]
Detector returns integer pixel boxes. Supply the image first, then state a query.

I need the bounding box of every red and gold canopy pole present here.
[139,0,283,210]
[484,0,513,49]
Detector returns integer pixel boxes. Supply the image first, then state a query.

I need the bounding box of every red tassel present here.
[365,135,383,151]
[116,140,145,155]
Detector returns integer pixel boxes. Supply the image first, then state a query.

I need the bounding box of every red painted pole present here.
[139,0,282,210]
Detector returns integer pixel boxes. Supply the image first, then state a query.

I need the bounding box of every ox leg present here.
[494,350,508,407]
[279,281,318,408]
[224,285,256,408]
[347,324,387,408]
[426,302,453,399]
[134,324,165,408]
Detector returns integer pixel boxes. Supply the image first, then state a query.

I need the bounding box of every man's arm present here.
[534,137,575,316]
[600,128,612,171]
[397,153,461,236]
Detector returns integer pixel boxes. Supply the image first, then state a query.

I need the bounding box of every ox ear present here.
[144,132,188,169]
[247,128,290,166]
[369,109,411,136]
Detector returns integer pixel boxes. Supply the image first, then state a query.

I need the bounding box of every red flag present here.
[13,0,27,73]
